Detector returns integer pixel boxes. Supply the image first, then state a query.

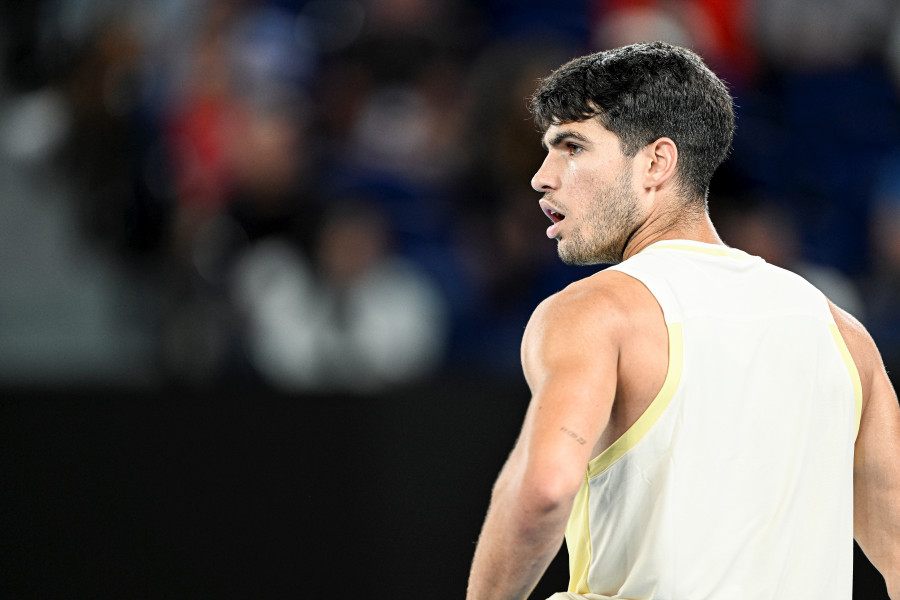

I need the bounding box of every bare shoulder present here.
[829,301,881,400]
[829,300,872,350]
[521,269,661,383]
[525,269,657,339]
[828,300,899,420]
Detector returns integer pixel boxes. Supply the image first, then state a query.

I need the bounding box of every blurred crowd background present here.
[2,0,900,393]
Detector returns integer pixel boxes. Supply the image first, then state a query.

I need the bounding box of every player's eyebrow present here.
[541,130,591,152]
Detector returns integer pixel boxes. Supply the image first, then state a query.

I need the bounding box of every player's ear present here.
[639,137,678,189]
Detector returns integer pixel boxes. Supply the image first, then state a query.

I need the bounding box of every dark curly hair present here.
[530,41,735,205]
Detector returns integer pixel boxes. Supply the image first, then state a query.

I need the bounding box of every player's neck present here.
[623,209,723,260]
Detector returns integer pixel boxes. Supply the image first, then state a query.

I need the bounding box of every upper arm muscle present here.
[831,302,900,585]
[516,284,622,495]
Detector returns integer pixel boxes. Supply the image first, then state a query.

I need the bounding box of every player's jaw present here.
[544,172,641,266]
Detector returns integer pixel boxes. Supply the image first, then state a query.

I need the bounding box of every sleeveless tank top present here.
[563,240,862,600]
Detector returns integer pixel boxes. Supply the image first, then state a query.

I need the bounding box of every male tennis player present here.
[467,41,900,600]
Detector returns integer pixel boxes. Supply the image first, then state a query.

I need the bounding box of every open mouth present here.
[545,207,565,223]
[540,200,566,224]
[539,200,566,239]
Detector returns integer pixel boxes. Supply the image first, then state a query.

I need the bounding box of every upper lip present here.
[539,199,565,223]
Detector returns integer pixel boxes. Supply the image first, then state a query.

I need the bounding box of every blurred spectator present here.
[156,0,320,385]
[308,0,483,373]
[163,0,315,246]
[231,200,448,392]
[60,10,161,253]
[314,0,473,186]
[2,0,900,389]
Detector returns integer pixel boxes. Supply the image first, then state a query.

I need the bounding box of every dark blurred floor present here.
[0,383,890,599]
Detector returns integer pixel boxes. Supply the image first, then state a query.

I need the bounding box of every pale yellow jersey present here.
[557,240,862,600]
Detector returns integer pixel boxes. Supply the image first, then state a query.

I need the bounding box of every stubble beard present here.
[557,168,641,266]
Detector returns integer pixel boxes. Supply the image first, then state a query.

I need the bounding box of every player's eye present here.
[567,143,583,155]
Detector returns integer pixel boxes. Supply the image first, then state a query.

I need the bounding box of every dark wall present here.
[0,383,889,599]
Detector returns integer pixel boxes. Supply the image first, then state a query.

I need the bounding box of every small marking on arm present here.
[560,426,586,445]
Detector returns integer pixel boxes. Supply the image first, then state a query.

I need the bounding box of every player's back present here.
[563,240,861,600]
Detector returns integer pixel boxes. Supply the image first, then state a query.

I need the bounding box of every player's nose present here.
[531,155,559,192]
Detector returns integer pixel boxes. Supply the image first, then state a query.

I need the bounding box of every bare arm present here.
[466,285,622,600]
[831,303,900,599]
